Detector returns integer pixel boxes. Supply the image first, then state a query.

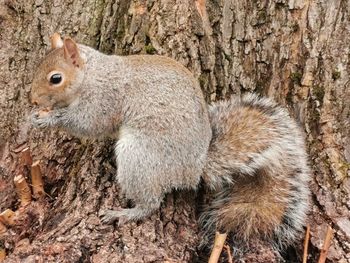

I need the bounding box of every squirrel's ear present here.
[50,33,63,49]
[63,37,81,68]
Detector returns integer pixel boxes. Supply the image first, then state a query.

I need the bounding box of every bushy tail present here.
[200,94,310,250]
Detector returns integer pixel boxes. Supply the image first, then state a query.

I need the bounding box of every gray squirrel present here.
[30,33,310,250]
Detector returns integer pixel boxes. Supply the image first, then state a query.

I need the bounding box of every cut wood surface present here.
[30,160,45,198]
[13,175,32,207]
[0,209,16,226]
[208,232,228,263]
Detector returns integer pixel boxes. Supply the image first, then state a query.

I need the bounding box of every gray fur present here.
[31,44,212,222]
[31,43,310,252]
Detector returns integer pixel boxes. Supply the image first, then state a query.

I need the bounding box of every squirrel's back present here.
[201,94,310,249]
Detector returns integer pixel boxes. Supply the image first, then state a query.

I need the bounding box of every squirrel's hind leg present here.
[99,209,122,225]
[99,201,161,226]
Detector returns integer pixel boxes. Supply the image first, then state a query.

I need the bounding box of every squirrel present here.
[30,33,310,251]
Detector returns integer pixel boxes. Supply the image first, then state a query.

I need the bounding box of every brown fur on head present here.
[30,33,84,109]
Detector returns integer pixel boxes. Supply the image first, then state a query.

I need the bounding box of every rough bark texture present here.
[0,0,349,262]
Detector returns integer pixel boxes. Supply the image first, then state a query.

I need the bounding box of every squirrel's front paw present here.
[31,110,50,128]
[31,109,60,128]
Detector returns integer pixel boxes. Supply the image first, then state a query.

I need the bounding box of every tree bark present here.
[0,0,349,262]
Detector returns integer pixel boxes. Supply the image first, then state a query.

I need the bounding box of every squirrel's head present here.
[30,33,84,109]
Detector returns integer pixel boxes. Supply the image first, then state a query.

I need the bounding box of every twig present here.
[20,147,32,167]
[0,209,16,226]
[31,160,45,198]
[303,225,311,263]
[14,174,32,206]
[318,226,333,263]
[208,231,228,263]
[224,244,233,263]
[0,247,5,261]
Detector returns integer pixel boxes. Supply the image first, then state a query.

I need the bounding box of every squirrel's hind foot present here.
[99,206,154,226]
[99,209,128,226]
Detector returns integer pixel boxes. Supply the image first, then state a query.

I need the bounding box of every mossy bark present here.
[0,0,349,262]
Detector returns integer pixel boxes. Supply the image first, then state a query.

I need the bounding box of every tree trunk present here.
[0,0,349,262]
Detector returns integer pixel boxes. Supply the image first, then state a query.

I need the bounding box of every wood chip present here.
[14,174,32,206]
[31,160,45,198]
[318,226,333,263]
[303,225,311,263]
[0,247,5,261]
[20,147,32,167]
[208,231,228,263]
[0,209,16,226]
[0,221,7,235]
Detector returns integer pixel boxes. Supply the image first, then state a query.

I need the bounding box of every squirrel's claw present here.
[99,209,128,225]
[30,109,63,128]
[31,111,49,128]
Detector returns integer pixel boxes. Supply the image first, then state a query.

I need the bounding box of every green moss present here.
[339,161,350,179]
[223,52,232,62]
[313,85,325,103]
[258,10,267,22]
[332,70,341,81]
[145,43,156,54]
[198,75,207,88]
[290,72,302,85]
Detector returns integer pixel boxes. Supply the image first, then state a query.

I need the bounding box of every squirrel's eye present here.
[50,73,62,85]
